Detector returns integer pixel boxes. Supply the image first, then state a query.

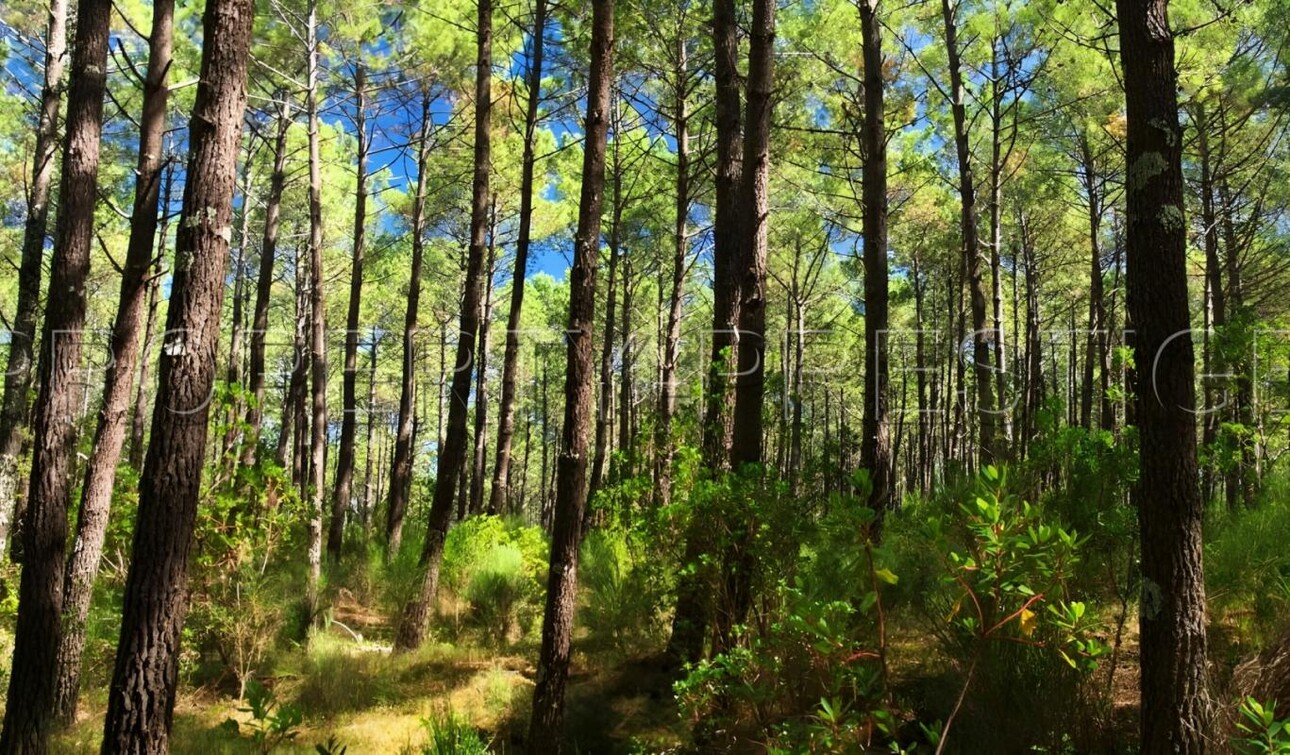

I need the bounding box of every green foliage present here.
[315,735,349,755]
[290,631,400,715]
[1207,483,1290,646]
[920,469,1105,665]
[439,516,547,643]
[465,544,537,641]
[1237,698,1290,754]
[417,709,490,755]
[1024,419,1137,543]
[222,679,303,753]
[187,461,304,692]
[887,468,1110,750]
[578,524,670,654]
[675,476,897,750]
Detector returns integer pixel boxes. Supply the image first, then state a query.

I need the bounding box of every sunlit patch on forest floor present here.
[48,628,687,754]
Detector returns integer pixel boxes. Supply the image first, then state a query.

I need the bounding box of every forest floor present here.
[50,624,1144,753]
[44,593,1148,753]
[50,620,686,753]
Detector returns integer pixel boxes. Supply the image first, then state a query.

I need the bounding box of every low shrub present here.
[1207,485,1290,650]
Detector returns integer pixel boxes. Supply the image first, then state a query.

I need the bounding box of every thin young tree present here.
[0,0,68,559]
[330,62,371,561]
[393,0,493,651]
[242,96,294,467]
[100,0,256,746]
[304,0,329,616]
[54,0,175,723]
[0,0,110,746]
[527,0,613,747]
[128,160,174,469]
[489,0,548,516]
[469,203,498,516]
[654,29,694,508]
[1115,0,1211,749]
[941,0,997,464]
[386,91,433,555]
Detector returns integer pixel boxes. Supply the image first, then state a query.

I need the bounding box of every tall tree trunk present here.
[789,294,804,492]
[719,0,775,655]
[243,98,293,467]
[1218,171,1255,507]
[941,0,997,465]
[329,64,370,561]
[859,0,892,532]
[100,0,254,746]
[617,257,635,480]
[395,0,493,651]
[221,161,253,464]
[699,0,742,473]
[361,333,378,531]
[1195,105,1225,506]
[469,201,498,516]
[489,0,548,515]
[1116,0,1211,749]
[912,256,931,490]
[0,0,110,745]
[519,396,532,511]
[304,0,329,617]
[1079,132,1113,433]
[668,0,741,667]
[1020,212,1044,458]
[53,0,174,722]
[988,36,1012,452]
[539,348,550,520]
[654,36,690,507]
[288,245,311,490]
[386,94,433,556]
[0,0,68,559]
[527,0,613,746]
[588,117,622,502]
[129,162,175,470]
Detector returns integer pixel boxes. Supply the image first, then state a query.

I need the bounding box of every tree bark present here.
[53,0,174,723]
[330,64,370,561]
[699,0,743,473]
[386,94,433,556]
[527,1,613,748]
[100,0,254,746]
[1116,0,1211,749]
[489,0,548,515]
[0,0,110,746]
[719,0,775,655]
[0,0,68,560]
[394,0,493,651]
[859,0,892,533]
